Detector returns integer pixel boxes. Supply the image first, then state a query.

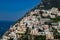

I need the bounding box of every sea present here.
[0,21,15,38]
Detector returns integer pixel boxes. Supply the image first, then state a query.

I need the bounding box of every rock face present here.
[40,0,60,10]
[1,0,60,40]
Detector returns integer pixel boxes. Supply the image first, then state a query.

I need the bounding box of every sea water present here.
[0,21,15,38]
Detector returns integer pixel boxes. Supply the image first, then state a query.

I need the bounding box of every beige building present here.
[50,7,59,14]
[57,12,60,16]
[42,13,48,17]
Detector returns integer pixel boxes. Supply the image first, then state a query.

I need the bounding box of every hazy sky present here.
[0,0,40,21]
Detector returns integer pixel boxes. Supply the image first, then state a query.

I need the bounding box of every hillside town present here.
[0,0,60,40]
[0,7,60,40]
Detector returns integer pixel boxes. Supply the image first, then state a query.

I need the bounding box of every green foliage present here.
[23,35,28,40]
[51,18,60,22]
[34,35,46,40]
[52,27,60,39]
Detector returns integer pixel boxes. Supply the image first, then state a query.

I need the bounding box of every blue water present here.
[0,21,15,38]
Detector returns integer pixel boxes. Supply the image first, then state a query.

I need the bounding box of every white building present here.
[50,15,56,18]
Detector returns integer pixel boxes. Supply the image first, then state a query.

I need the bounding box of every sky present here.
[0,0,40,21]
